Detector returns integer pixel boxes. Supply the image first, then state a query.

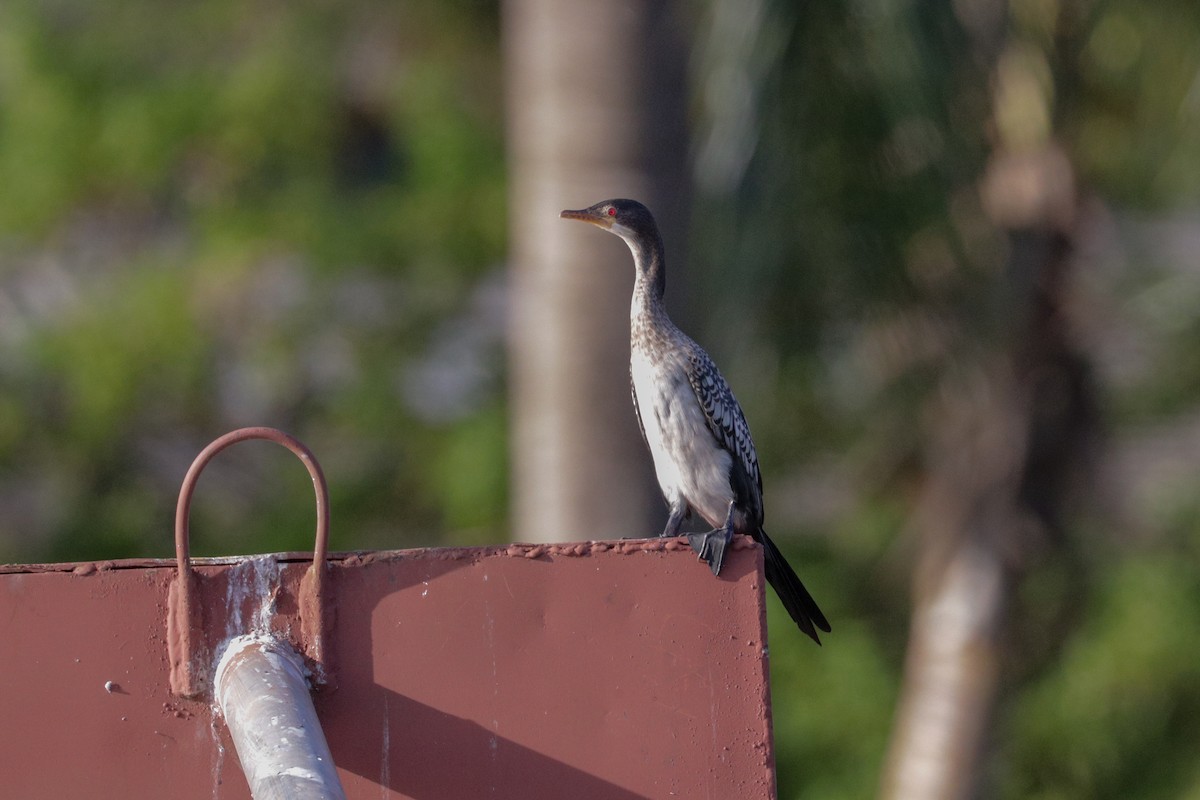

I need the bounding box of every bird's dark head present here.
[560,198,659,244]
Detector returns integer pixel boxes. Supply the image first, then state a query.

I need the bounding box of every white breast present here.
[631,345,734,528]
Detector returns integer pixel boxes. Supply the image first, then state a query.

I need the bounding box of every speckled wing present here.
[684,346,763,501]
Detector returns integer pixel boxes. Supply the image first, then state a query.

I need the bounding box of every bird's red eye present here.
[607,207,617,216]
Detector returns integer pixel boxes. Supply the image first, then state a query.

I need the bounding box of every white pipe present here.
[215,634,346,800]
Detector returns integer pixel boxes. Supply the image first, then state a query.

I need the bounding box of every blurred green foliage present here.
[687,0,1200,797]
[0,0,507,561]
[2,0,1200,797]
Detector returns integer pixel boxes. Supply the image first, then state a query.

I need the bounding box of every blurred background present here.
[2,0,1199,797]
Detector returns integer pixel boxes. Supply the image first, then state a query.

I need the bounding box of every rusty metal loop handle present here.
[174,426,330,579]
[169,427,331,697]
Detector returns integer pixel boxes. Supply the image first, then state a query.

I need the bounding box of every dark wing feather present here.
[684,345,763,506]
[630,367,649,449]
[686,345,829,642]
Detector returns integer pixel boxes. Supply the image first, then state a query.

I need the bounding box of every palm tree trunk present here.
[502,0,689,542]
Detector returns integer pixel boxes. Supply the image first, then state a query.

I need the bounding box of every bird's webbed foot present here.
[686,501,736,576]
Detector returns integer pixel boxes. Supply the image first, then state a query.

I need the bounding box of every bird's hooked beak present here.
[560,207,612,229]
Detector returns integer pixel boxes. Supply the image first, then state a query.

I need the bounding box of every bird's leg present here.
[621,501,686,541]
[659,502,688,538]
[686,500,736,577]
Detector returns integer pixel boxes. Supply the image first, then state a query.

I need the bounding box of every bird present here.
[560,198,831,643]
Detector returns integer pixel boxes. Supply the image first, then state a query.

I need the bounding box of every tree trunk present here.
[502,0,690,542]
[880,9,1099,790]
[881,149,1097,800]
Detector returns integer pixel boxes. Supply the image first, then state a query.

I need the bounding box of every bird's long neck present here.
[627,230,668,322]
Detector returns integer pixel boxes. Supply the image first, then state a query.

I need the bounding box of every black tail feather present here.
[757,528,830,645]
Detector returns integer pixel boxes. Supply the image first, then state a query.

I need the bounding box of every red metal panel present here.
[1,539,777,798]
